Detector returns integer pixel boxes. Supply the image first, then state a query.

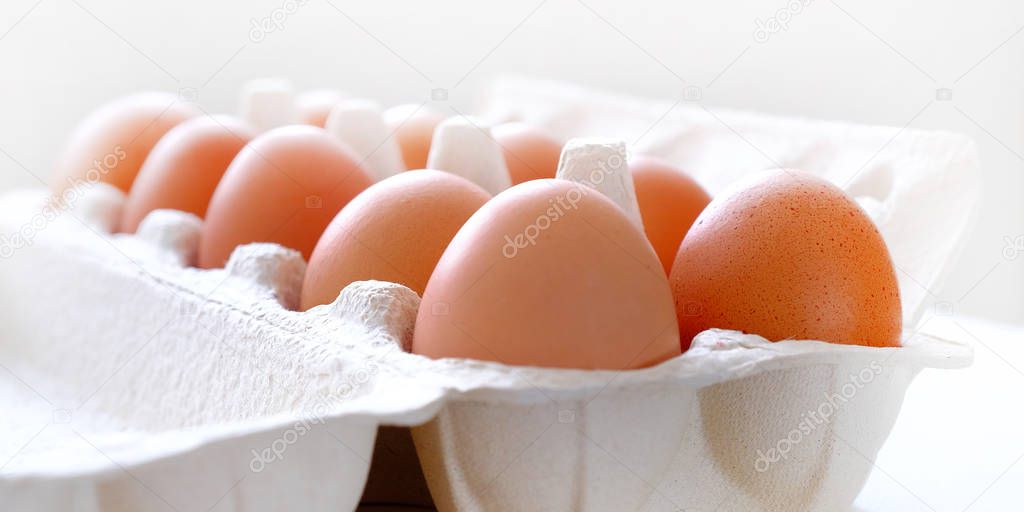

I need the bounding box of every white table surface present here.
[853,315,1024,511]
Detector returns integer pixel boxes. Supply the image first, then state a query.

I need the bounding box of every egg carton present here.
[0,77,978,511]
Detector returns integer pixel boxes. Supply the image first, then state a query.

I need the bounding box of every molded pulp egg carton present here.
[0,77,977,512]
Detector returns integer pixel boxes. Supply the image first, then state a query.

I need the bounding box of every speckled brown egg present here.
[670,169,901,350]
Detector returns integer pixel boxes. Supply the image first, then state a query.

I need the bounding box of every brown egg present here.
[383,105,443,170]
[198,125,373,268]
[413,179,680,370]
[670,170,901,350]
[492,123,562,184]
[120,115,254,233]
[51,92,199,195]
[295,89,347,127]
[631,155,711,274]
[301,170,490,309]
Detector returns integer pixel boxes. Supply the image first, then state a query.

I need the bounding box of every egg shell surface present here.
[414,179,681,370]
[631,155,711,274]
[493,123,562,185]
[383,105,443,171]
[121,115,254,233]
[301,170,490,309]
[670,169,902,350]
[198,125,373,268]
[51,92,198,195]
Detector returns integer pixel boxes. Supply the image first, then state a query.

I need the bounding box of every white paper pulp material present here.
[426,116,512,195]
[0,77,978,512]
[325,99,406,181]
[239,78,296,133]
[556,138,644,228]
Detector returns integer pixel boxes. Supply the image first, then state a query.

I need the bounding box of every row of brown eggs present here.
[49,90,901,371]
